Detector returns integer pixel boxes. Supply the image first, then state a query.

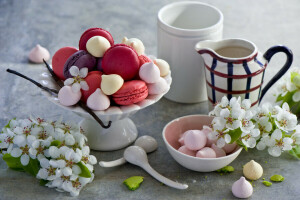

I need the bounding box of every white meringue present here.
[86,36,111,57]
[154,59,170,77]
[147,77,170,95]
[86,88,110,111]
[243,160,263,180]
[232,177,253,198]
[58,86,81,106]
[101,74,124,95]
[122,37,145,56]
[139,62,160,84]
[28,44,50,63]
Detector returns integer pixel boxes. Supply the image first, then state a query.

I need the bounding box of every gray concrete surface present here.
[1,0,300,199]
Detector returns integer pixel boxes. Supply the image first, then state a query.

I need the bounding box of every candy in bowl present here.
[162,115,242,172]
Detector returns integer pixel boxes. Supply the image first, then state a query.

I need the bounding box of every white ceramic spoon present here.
[99,135,158,167]
[124,146,188,190]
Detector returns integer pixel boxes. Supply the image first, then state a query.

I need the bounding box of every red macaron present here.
[138,54,152,67]
[81,71,102,102]
[112,80,148,106]
[102,44,140,81]
[52,47,78,80]
[79,28,114,51]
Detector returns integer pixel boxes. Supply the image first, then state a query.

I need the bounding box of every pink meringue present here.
[139,62,160,84]
[28,44,50,63]
[178,136,185,146]
[178,146,196,157]
[196,147,216,158]
[184,130,207,151]
[147,77,170,95]
[58,86,81,106]
[223,142,237,154]
[232,177,253,198]
[87,88,110,111]
[211,144,226,157]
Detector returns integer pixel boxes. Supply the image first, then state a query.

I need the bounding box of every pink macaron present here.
[112,80,148,106]
[79,27,114,51]
[52,47,78,80]
[102,44,140,81]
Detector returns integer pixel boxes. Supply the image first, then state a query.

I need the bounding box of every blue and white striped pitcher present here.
[195,38,293,106]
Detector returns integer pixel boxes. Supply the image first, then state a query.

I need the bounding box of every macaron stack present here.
[52,28,170,111]
[177,126,237,158]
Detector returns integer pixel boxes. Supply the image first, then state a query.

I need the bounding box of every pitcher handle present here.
[259,45,293,102]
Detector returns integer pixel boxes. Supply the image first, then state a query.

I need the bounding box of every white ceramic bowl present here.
[162,115,242,172]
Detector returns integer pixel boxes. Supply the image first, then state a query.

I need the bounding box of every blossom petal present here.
[27,135,36,146]
[88,155,97,165]
[224,134,231,143]
[268,146,281,157]
[293,91,300,102]
[64,78,74,86]
[216,138,225,148]
[79,68,88,78]
[247,138,257,148]
[70,66,79,76]
[11,148,22,157]
[65,134,75,146]
[63,167,72,176]
[40,158,50,168]
[37,168,48,179]
[21,154,29,166]
[71,83,81,93]
[80,81,89,91]
[72,165,82,175]
[271,129,282,140]
[13,135,26,146]
[251,129,260,137]
[256,141,266,150]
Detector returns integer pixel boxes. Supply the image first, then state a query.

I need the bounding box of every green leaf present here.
[39,179,49,186]
[276,94,284,102]
[289,146,300,159]
[236,139,248,151]
[22,158,40,176]
[50,140,61,147]
[77,161,91,178]
[270,174,284,182]
[123,176,144,191]
[2,154,24,171]
[227,128,242,144]
[216,166,234,173]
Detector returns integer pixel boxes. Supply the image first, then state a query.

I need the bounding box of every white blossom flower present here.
[276,79,289,96]
[239,110,255,133]
[29,138,52,160]
[0,128,15,153]
[78,146,97,172]
[267,129,293,157]
[209,126,231,148]
[275,110,297,131]
[241,128,260,148]
[13,119,33,136]
[220,108,242,130]
[256,117,272,137]
[37,158,62,180]
[241,99,251,110]
[10,135,37,165]
[64,66,89,93]
[62,175,91,197]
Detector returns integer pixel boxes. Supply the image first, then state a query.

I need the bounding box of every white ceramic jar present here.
[157,1,223,103]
